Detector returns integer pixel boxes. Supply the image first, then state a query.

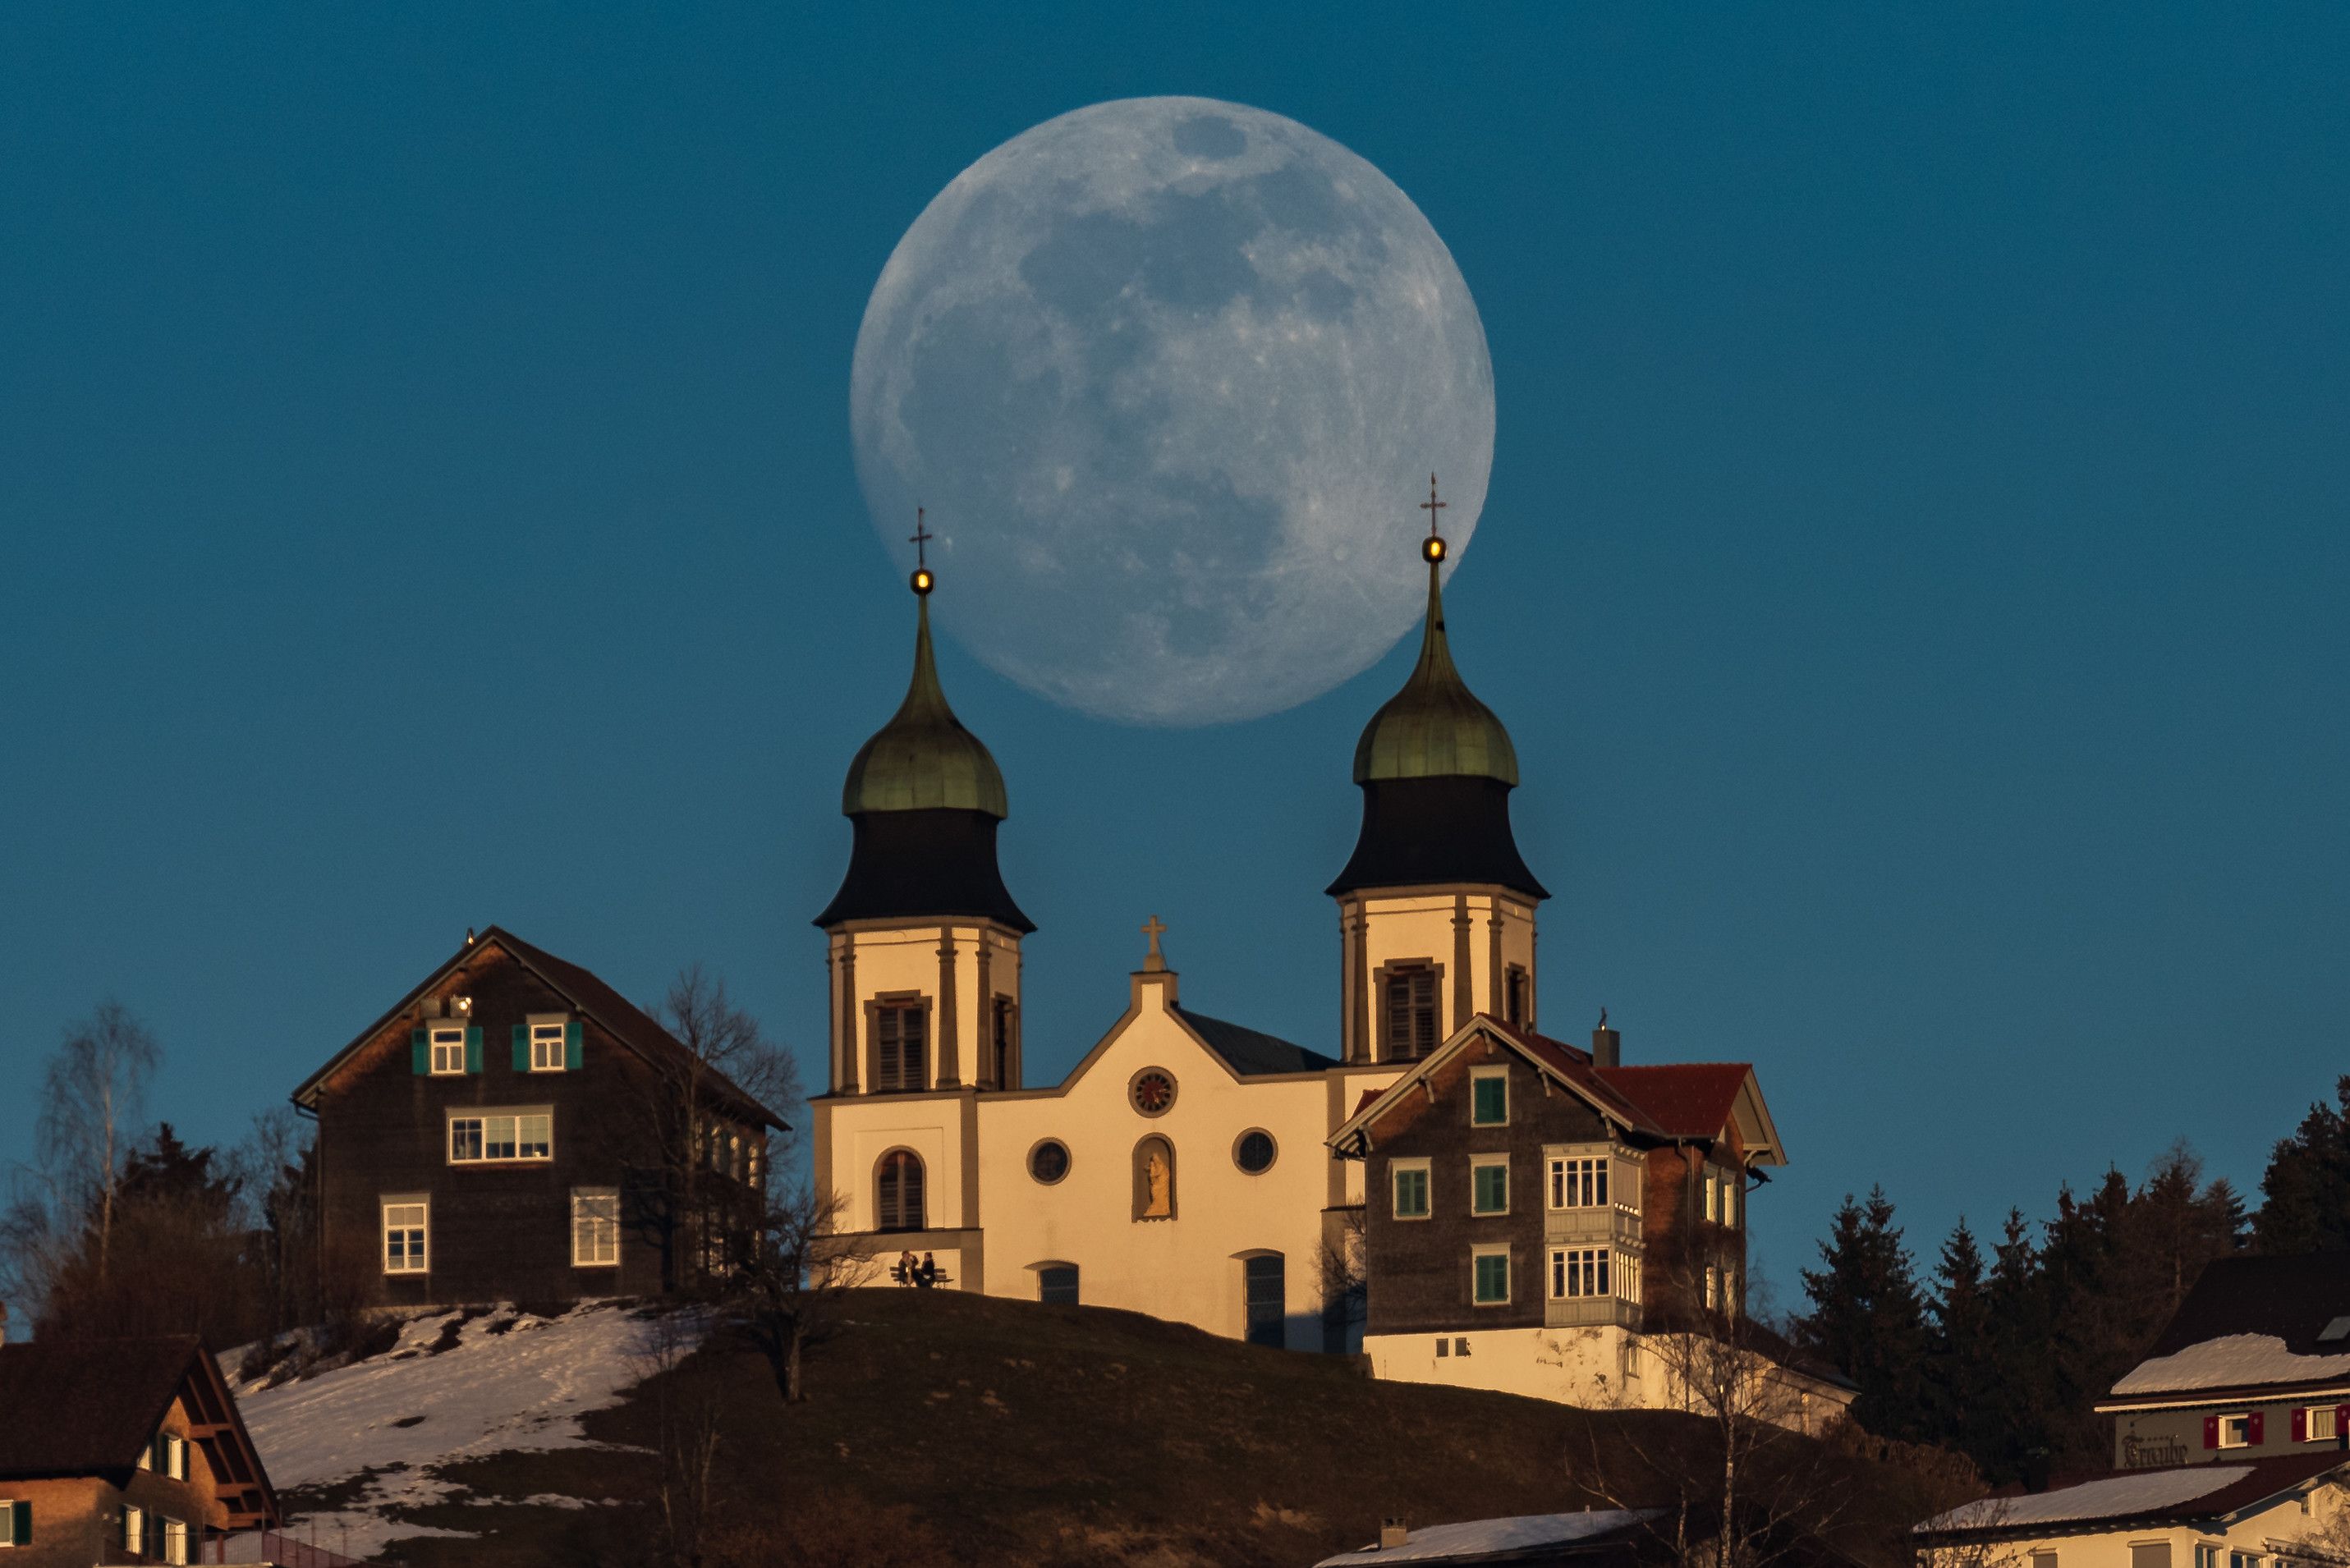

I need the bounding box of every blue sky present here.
[3,3,2346,1305]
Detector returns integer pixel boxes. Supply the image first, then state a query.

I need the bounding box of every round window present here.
[1234,1130,1277,1175]
[1028,1139,1072,1185]
[1129,1068,1177,1117]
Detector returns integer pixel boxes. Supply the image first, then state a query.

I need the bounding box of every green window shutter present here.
[11,1499,28,1547]
[565,1020,583,1071]
[411,1029,429,1074]
[465,1026,483,1074]
[512,1025,530,1072]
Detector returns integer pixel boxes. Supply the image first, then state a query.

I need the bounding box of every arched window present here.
[1132,1135,1176,1222]
[1243,1253,1286,1347]
[876,1149,925,1232]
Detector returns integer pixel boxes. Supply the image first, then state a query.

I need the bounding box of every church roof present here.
[841,594,1009,818]
[1175,1008,1340,1076]
[1352,560,1518,787]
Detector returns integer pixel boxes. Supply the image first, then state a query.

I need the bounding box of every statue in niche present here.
[1140,1142,1173,1219]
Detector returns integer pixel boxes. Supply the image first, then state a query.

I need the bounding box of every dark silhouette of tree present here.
[1799,1186,1928,1442]
[1922,1220,1999,1474]
[2254,1076,2350,1254]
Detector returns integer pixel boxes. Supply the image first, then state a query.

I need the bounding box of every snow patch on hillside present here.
[228,1301,692,1560]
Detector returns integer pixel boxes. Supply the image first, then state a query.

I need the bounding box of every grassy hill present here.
[315,1291,1971,1568]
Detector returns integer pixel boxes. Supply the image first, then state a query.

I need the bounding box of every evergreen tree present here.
[1977,1208,2054,1483]
[1922,1218,1999,1470]
[2254,1076,2350,1254]
[1799,1185,1929,1441]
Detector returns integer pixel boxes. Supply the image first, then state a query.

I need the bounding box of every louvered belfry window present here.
[1384,967,1439,1060]
[875,1003,928,1092]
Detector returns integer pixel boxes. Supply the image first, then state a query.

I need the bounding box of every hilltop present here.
[238,1291,1972,1566]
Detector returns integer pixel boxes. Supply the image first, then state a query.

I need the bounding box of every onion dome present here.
[1328,481,1546,901]
[839,594,1010,818]
[817,549,1032,932]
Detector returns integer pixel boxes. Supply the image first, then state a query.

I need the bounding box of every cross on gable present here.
[1141,915,1168,970]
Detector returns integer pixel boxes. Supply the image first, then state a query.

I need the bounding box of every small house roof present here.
[1914,1453,2348,1540]
[290,926,789,1130]
[0,1336,279,1528]
[2104,1253,2350,1401]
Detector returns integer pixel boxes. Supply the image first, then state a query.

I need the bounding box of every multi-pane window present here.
[876,1003,928,1092]
[122,1504,145,1555]
[877,1149,925,1232]
[0,1501,25,1550]
[429,1025,466,1075]
[1549,1157,1609,1209]
[2218,1413,2252,1448]
[1393,1162,1431,1219]
[1470,1068,1508,1126]
[1721,1173,1739,1227]
[1040,1265,1079,1304]
[449,1112,553,1162]
[1471,1248,1510,1305]
[383,1202,429,1273]
[1384,966,1439,1060]
[572,1189,619,1268]
[2306,1405,2341,1442]
[530,1022,567,1071]
[1471,1158,1509,1215]
[162,1516,188,1566]
[1550,1247,1612,1299]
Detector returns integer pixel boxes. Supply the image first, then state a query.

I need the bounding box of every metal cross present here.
[1141,915,1168,964]
[910,508,934,568]
[1420,472,1446,538]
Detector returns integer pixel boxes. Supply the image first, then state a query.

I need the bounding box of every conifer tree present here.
[2254,1077,2350,1254]
[1978,1208,2054,1483]
[1923,1219,1999,1472]
[1799,1185,1929,1441]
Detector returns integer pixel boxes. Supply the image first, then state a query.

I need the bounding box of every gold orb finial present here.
[911,567,934,595]
[1421,534,1446,564]
[909,507,936,595]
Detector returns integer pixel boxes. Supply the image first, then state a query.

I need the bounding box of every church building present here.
[809,492,1797,1392]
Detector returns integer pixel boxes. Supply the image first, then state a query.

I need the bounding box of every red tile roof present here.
[1595,1062,1753,1141]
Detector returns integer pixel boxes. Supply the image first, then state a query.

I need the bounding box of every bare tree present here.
[636,967,803,1291]
[1,1002,162,1326]
[40,1001,160,1288]
[632,1306,724,1568]
[1316,1204,1367,1352]
[724,1181,874,1404]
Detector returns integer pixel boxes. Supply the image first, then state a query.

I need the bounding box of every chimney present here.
[1591,1010,1621,1070]
[1379,1519,1409,1550]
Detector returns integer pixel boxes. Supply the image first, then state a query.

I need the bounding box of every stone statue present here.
[1144,1147,1172,1217]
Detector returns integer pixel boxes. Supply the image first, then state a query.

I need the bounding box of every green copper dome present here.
[1352,562,1519,786]
[842,594,1010,818]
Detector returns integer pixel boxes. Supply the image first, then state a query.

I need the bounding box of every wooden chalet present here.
[290,926,789,1310]
[0,1336,277,1566]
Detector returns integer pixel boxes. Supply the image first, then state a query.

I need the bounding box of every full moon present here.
[850,97,1494,727]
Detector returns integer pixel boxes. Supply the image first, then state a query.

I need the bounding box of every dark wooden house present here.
[291,927,788,1310]
[0,1336,278,1566]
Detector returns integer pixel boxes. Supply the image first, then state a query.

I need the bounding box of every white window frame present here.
[162,1515,189,1566]
[383,1198,429,1274]
[428,1024,467,1075]
[448,1108,553,1164]
[529,1017,569,1073]
[1469,1066,1509,1126]
[123,1502,145,1555]
[2217,1413,2252,1449]
[1471,1243,1511,1307]
[1549,1246,1613,1300]
[2308,1405,2341,1443]
[0,1499,17,1548]
[163,1432,186,1480]
[1549,1154,1610,1210]
[571,1188,620,1268]
[1391,1158,1432,1221]
[1704,1169,1719,1222]
[1469,1154,1510,1216]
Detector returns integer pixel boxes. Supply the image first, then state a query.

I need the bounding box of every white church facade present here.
[807,509,1811,1396]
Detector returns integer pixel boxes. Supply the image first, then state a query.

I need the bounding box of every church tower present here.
[815,532,1033,1102]
[1328,479,1547,1064]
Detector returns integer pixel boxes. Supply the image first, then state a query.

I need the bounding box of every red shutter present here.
[2294,1407,2308,1443]
[2203,1414,2219,1449]
[2248,1410,2265,1445]
[2337,1404,2349,1440]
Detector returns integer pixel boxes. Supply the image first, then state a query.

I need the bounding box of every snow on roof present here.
[1316,1509,1659,1564]
[226,1301,689,1559]
[2111,1332,2350,1396]
[1919,1467,2248,1532]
